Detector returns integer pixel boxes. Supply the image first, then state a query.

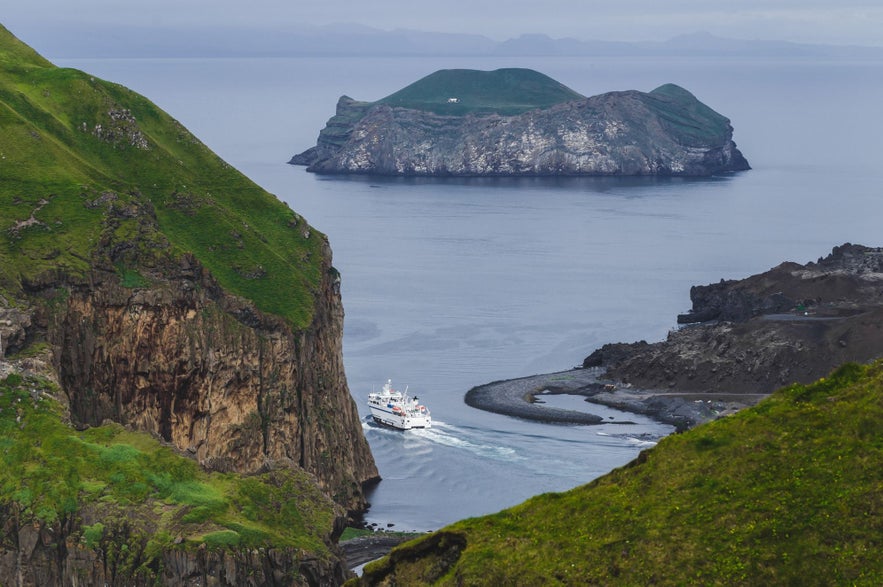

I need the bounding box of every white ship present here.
[367,379,431,430]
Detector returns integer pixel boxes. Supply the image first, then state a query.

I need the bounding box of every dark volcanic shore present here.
[467,244,883,430]
[465,369,762,431]
[341,533,419,569]
[465,369,607,425]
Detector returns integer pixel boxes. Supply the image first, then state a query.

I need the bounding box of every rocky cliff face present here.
[0,22,380,585]
[1,241,377,585]
[677,243,883,324]
[0,501,349,587]
[20,243,377,514]
[585,244,883,396]
[292,84,749,177]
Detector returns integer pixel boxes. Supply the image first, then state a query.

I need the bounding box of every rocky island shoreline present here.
[467,244,883,430]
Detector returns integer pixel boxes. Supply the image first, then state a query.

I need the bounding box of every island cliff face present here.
[291,73,749,177]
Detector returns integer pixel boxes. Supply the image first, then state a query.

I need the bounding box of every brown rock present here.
[43,250,377,513]
[590,244,883,397]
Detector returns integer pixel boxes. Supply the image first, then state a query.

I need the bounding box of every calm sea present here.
[58,54,883,531]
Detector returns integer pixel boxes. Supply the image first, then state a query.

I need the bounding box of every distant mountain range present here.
[20,24,883,60]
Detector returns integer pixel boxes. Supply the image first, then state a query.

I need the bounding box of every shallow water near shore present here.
[57,54,883,531]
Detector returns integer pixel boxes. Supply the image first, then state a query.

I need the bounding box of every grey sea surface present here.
[58,54,883,531]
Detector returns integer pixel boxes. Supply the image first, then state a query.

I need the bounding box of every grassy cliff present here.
[646,83,734,146]
[376,68,585,116]
[0,372,341,582]
[362,361,883,585]
[0,23,322,328]
[0,23,372,583]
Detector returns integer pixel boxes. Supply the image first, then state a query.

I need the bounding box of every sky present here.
[4,0,883,47]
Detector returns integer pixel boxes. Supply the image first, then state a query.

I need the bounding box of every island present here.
[0,24,377,585]
[290,68,750,177]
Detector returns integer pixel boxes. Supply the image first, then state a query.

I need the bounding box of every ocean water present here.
[57,54,883,531]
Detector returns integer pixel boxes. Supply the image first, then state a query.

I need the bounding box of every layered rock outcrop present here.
[585,244,883,396]
[0,497,350,587]
[36,244,377,513]
[0,22,379,585]
[292,80,749,177]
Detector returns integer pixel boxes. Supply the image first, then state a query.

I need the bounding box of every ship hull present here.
[367,379,432,430]
[369,406,431,430]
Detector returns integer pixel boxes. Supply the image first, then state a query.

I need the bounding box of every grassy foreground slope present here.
[363,362,883,585]
[0,24,321,327]
[0,372,339,578]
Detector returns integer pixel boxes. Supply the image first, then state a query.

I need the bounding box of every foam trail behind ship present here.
[363,419,521,462]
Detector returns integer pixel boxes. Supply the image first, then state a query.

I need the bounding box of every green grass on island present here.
[0,372,339,579]
[647,83,733,146]
[375,68,585,116]
[364,361,883,585]
[0,24,323,328]
[334,69,733,154]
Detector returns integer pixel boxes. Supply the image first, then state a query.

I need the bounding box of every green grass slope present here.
[645,83,733,146]
[0,372,339,580]
[376,68,585,116]
[363,361,883,586]
[0,24,321,328]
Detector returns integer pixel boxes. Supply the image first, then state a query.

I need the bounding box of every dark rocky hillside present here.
[586,243,883,397]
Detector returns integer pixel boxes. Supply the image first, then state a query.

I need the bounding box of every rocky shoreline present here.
[340,533,421,569]
[465,244,883,431]
[465,369,762,431]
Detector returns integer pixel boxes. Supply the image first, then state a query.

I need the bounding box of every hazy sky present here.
[5,0,883,46]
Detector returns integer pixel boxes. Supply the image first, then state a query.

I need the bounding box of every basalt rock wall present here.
[34,248,377,513]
